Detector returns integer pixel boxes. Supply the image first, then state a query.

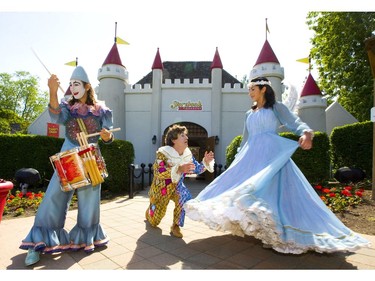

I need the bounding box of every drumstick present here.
[31,47,65,94]
[77,132,102,186]
[85,128,121,138]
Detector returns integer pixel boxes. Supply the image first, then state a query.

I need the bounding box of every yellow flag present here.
[116,37,130,45]
[296,57,309,64]
[65,60,77,67]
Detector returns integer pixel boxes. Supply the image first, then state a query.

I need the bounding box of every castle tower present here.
[250,39,284,101]
[150,48,163,147]
[97,42,128,140]
[297,73,327,132]
[211,47,223,138]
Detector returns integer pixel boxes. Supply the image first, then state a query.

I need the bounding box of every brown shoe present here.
[170,224,183,238]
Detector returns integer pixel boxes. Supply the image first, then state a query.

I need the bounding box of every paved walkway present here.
[1,178,375,273]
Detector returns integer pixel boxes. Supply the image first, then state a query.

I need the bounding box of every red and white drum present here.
[50,144,108,192]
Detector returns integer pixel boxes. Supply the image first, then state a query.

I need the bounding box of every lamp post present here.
[364,35,375,200]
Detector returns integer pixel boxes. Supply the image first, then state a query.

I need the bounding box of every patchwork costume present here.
[146,146,214,229]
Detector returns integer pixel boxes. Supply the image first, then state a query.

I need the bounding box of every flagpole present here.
[114,22,117,43]
[265,18,268,40]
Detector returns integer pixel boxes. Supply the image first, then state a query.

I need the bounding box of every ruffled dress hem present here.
[185,192,371,255]
[19,223,109,254]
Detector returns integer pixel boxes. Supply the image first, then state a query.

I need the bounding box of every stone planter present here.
[0,180,13,222]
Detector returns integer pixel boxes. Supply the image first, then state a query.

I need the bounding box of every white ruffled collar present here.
[157,146,192,166]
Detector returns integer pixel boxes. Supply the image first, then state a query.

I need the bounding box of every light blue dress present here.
[20,100,113,254]
[185,102,370,254]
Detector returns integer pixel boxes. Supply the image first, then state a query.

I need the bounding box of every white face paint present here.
[69,80,86,100]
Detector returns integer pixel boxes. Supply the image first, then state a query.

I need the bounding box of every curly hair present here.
[165,124,188,146]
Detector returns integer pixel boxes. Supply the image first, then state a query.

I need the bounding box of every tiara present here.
[247,80,272,88]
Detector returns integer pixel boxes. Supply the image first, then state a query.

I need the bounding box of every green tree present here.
[307,12,375,122]
[240,74,249,88]
[0,108,28,134]
[0,71,48,123]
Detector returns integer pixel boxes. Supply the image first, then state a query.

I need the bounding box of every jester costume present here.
[146,146,214,230]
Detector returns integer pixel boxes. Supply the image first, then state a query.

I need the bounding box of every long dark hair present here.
[250,77,276,110]
[68,82,96,106]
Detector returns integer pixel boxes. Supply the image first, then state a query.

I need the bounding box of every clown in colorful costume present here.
[20,66,114,266]
[145,124,214,238]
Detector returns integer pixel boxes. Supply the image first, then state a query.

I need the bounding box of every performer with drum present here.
[20,66,114,266]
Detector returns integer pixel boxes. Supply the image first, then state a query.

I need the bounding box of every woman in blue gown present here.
[184,77,370,254]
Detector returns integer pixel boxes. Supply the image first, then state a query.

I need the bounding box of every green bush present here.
[0,133,134,194]
[225,135,243,167]
[225,131,331,184]
[330,121,372,178]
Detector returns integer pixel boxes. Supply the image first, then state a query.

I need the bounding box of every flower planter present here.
[0,180,13,222]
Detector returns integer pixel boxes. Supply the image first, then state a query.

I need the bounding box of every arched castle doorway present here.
[162,122,215,181]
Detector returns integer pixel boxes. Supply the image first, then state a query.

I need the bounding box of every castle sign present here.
[170,100,203,111]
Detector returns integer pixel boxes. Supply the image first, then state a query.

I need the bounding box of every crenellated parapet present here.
[97,63,129,83]
[250,63,284,80]
[298,95,327,109]
[124,78,247,94]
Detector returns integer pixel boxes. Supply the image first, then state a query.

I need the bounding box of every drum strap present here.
[77,118,88,135]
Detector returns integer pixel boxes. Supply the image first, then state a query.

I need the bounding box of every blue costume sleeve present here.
[101,108,113,130]
[272,101,313,136]
[48,102,70,125]
[191,156,207,175]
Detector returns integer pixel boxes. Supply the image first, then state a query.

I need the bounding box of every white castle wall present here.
[123,79,248,165]
[250,62,284,102]
[297,95,327,133]
[97,64,128,141]
[325,101,358,135]
[27,109,65,138]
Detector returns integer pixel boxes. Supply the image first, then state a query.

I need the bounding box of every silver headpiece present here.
[247,80,272,88]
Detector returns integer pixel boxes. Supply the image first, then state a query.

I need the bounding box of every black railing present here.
[128,163,226,199]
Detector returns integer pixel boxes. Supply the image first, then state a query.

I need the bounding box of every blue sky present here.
[0,0,372,99]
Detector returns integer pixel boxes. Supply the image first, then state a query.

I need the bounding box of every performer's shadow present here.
[126,222,189,269]
[126,220,358,270]
[7,245,108,270]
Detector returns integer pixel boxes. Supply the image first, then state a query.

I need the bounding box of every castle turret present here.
[211,47,223,160]
[97,43,128,140]
[297,73,327,132]
[250,40,284,101]
[150,48,163,147]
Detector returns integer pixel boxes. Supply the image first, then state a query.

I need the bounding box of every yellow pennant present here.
[116,37,130,45]
[296,57,309,64]
[65,60,77,67]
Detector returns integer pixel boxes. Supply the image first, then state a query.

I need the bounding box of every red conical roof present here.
[102,43,124,67]
[210,47,223,69]
[152,48,163,70]
[254,40,279,66]
[64,86,71,96]
[300,73,322,97]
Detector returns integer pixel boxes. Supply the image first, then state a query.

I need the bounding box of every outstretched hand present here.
[203,151,215,164]
[299,132,313,150]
